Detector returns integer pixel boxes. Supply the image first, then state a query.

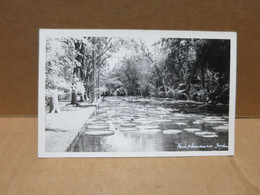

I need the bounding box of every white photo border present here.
[38,29,237,158]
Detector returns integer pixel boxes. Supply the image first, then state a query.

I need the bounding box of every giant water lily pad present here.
[203,116,225,121]
[205,120,227,124]
[183,128,201,133]
[175,122,187,126]
[137,125,160,129]
[120,123,138,127]
[154,119,173,123]
[213,125,229,132]
[120,127,140,131]
[158,114,171,118]
[87,125,109,129]
[85,130,115,136]
[174,113,188,117]
[162,130,182,134]
[201,134,218,138]
[87,122,109,125]
[139,129,161,134]
[89,119,107,123]
[111,114,123,118]
[121,117,135,120]
[134,119,152,124]
[172,117,186,120]
[195,131,218,138]
[193,120,204,124]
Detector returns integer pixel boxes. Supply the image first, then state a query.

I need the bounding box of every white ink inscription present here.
[177,143,228,150]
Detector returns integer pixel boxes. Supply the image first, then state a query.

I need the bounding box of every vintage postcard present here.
[38,29,236,157]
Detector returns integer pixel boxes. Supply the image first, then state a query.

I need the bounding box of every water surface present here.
[69,96,229,152]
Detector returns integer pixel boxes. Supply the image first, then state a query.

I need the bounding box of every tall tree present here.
[46,37,75,112]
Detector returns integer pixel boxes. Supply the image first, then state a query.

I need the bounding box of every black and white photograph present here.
[38,29,236,157]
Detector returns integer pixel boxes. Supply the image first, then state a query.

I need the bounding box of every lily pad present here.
[195,131,218,138]
[85,130,115,136]
[203,117,225,121]
[120,127,140,131]
[201,134,218,138]
[213,125,229,132]
[195,131,216,136]
[134,120,152,124]
[205,120,227,124]
[137,125,160,129]
[121,117,135,120]
[175,122,187,126]
[120,123,138,127]
[172,118,185,120]
[174,113,189,118]
[154,119,173,123]
[158,115,171,118]
[162,130,182,134]
[193,120,204,124]
[139,129,161,134]
[87,125,109,129]
[87,122,109,125]
[183,128,201,133]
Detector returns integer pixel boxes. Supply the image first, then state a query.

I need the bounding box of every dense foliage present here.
[106,38,230,104]
[45,36,230,112]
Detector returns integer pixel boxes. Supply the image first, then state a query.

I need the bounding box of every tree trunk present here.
[79,94,85,102]
[71,60,78,105]
[49,89,60,113]
[97,70,100,99]
[162,78,167,93]
[92,50,96,103]
[187,63,198,99]
[201,65,205,89]
[71,88,77,104]
[200,65,206,102]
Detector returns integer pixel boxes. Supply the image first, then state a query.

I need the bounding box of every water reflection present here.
[69,97,229,152]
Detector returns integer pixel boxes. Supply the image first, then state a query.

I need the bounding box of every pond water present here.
[68,96,229,152]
